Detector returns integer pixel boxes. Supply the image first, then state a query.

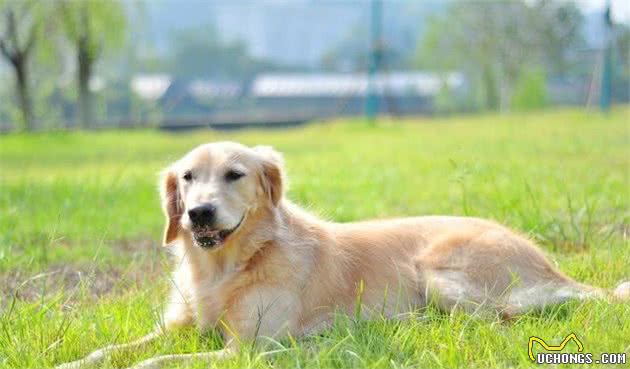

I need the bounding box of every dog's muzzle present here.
[191,215,244,249]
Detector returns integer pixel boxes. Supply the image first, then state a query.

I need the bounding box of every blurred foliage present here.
[320,22,369,72]
[56,0,126,61]
[56,0,126,129]
[613,23,630,79]
[0,0,49,131]
[433,78,476,115]
[512,68,548,111]
[0,1,628,131]
[320,2,424,72]
[414,0,583,112]
[166,25,276,80]
[0,0,127,131]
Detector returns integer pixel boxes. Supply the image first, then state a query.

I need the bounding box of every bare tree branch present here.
[7,7,21,56]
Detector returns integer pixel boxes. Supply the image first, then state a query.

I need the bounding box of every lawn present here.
[0,108,628,368]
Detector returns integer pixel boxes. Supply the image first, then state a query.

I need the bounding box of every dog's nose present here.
[188,204,216,225]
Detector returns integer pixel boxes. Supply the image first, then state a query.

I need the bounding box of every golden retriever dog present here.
[57,142,629,369]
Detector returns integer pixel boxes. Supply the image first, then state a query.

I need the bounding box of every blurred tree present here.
[57,0,126,128]
[537,1,584,74]
[0,0,44,131]
[167,25,276,80]
[613,23,630,79]
[414,0,583,112]
[512,67,548,110]
[320,2,427,73]
[320,23,369,72]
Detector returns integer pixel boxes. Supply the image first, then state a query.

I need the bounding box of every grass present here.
[0,107,629,368]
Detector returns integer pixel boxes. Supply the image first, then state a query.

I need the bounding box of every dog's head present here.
[159,142,284,250]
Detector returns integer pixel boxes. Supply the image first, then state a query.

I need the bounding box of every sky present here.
[577,0,630,23]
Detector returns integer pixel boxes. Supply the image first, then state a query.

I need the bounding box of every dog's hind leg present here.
[503,280,630,317]
[416,230,613,318]
[500,281,604,318]
[54,330,162,369]
[420,268,511,316]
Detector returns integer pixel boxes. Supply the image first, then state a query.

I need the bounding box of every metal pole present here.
[600,0,613,112]
[366,0,382,123]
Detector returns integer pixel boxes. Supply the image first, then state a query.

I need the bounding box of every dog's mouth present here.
[191,216,244,249]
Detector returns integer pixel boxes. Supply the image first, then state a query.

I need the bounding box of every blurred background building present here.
[0,0,628,132]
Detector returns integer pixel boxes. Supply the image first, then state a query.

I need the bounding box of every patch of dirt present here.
[0,239,168,310]
[112,238,161,253]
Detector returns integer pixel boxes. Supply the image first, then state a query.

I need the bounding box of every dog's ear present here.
[160,169,183,246]
[254,146,284,206]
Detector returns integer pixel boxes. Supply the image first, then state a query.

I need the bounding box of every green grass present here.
[0,107,629,368]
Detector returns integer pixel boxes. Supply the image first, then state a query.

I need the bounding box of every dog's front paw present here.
[54,345,115,369]
[126,355,174,369]
[613,281,630,301]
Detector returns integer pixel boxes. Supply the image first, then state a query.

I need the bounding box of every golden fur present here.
[56,142,629,369]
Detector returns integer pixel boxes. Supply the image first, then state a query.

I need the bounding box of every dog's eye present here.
[225,169,245,182]
[182,171,193,182]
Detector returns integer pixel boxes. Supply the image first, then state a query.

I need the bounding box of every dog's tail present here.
[612,281,630,301]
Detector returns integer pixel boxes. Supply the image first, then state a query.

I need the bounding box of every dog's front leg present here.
[54,330,162,369]
[125,346,235,369]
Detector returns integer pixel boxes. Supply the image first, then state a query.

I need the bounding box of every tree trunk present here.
[77,39,93,129]
[14,58,34,131]
[482,64,499,111]
[1,8,35,131]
